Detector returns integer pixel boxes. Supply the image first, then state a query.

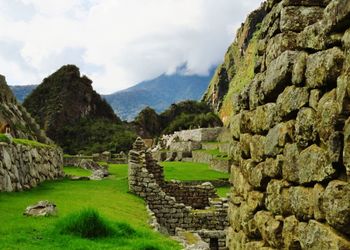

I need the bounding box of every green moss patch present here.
[0,133,10,143]
[13,138,52,148]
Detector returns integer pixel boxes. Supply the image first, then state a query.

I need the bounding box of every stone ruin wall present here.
[128,138,229,249]
[0,142,63,192]
[226,0,350,249]
[172,127,223,142]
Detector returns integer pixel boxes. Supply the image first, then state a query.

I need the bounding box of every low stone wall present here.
[210,159,231,173]
[169,141,202,152]
[173,127,222,142]
[64,155,93,166]
[128,138,229,249]
[64,153,127,166]
[192,151,215,164]
[181,179,230,188]
[0,142,63,192]
[163,181,217,209]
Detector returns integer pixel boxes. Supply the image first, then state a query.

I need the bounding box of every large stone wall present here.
[226,0,350,249]
[128,138,229,249]
[0,142,63,192]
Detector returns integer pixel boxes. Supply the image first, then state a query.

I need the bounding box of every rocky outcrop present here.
[0,142,63,192]
[205,0,350,249]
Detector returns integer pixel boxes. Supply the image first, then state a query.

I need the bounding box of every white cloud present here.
[0,0,262,94]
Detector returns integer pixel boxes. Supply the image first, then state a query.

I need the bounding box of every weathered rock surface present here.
[219,0,350,248]
[0,143,63,192]
[24,200,57,217]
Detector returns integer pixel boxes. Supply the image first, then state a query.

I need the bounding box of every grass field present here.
[161,161,229,181]
[0,162,230,249]
[0,164,180,250]
[64,166,92,177]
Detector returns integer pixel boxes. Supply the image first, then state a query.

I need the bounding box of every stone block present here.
[266,179,292,215]
[265,121,295,157]
[292,51,308,86]
[282,144,300,182]
[280,6,323,32]
[297,144,335,184]
[251,103,277,134]
[230,166,253,199]
[263,155,283,178]
[249,73,265,109]
[306,47,345,88]
[240,133,252,159]
[300,220,350,249]
[309,89,321,111]
[254,211,283,248]
[324,0,350,32]
[265,32,298,65]
[317,90,340,144]
[276,86,309,119]
[322,180,350,235]
[250,135,266,163]
[263,51,299,102]
[289,186,314,220]
[295,107,317,147]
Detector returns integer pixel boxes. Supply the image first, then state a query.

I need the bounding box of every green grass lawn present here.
[216,186,231,198]
[0,164,180,250]
[161,161,229,181]
[0,162,231,249]
[63,166,92,177]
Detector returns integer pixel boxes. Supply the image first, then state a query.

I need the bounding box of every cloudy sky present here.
[0,0,262,94]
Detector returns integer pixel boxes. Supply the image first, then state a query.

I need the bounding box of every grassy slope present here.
[0,164,180,250]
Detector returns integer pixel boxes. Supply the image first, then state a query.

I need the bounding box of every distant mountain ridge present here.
[104,70,215,121]
[10,85,37,103]
[10,69,215,122]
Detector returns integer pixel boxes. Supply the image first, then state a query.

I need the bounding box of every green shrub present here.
[57,208,135,239]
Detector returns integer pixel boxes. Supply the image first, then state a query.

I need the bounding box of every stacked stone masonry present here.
[152,127,232,173]
[0,142,63,192]
[226,0,350,249]
[129,138,229,249]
